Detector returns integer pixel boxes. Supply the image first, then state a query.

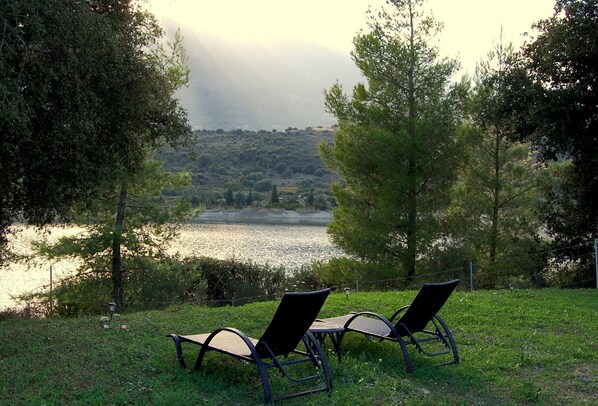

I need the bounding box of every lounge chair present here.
[167,288,332,403]
[317,280,459,372]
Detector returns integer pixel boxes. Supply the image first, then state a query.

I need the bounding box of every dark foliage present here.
[184,257,287,306]
[0,0,190,265]
[502,0,597,286]
[17,256,326,316]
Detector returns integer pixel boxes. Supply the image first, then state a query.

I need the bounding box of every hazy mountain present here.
[165,20,364,130]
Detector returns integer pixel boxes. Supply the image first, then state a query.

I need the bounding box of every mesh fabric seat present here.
[320,280,459,372]
[168,288,332,403]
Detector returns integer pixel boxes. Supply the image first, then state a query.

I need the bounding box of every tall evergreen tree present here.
[234,190,245,208]
[449,41,548,287]
[307,189,315,208]
[320,0,467,279]
[245,190,253,207]
[225,187,234,207]
[270,184,279,206]
[106,25,190,307]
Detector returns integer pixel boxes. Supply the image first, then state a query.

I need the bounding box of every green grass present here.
[1,289,596,405]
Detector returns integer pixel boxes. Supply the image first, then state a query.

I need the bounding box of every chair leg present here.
[167,334,188,369]
[194,345,209,371]
[304,332,333,392]
[434,315,459,364]
[396,336,413,373]
[335,331,346,362]
[254,357,273,404]
[191,342,273,403]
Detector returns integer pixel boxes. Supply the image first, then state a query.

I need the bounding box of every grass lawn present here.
[0,289,596,405]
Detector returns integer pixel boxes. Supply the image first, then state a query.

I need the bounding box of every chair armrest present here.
[389,305,410,322]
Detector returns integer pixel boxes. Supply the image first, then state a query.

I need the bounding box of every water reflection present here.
[1,223,342,309]
[1,225,84,310]
[171,223,341,269]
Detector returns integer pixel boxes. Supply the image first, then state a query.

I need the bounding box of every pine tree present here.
[270,184,279,206]
[246,190,253,207]
[307,189,315,208]
[448,41,547,287]
[321,0,467,278]
[225,187,234,207]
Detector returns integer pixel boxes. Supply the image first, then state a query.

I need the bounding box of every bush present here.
[274,162,286,174]
[21,258,203,316]
[184,257,286,306]
[472,238,549,289]
[416,244,474,286]
[312,257,399,291]
[18,256,298,315]
[285,264,326,291]
[313,195,328,210]
[253,179,273,192]
[245,172,264,181]
[302,163,315,174]
[196,153,214,168]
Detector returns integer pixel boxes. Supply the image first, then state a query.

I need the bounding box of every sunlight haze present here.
[148,0,555,129]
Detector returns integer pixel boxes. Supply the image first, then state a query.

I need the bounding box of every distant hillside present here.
[155,128,339,210]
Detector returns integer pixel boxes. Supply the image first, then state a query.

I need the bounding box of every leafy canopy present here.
[501,0,597,280]
[0,0,190,263]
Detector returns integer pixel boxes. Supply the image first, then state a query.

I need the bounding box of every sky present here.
[147,0,556,129]
[149,0,555,75]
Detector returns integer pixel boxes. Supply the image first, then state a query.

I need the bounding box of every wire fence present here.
[4,239,597,317]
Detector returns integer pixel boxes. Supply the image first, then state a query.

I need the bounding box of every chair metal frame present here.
[320,280,460,372]
[168,288,332,403]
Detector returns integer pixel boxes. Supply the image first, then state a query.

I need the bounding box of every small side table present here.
[309,320,345,362]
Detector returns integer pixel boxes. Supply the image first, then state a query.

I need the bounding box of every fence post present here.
[469,262,475,291]
[49,265,53,317]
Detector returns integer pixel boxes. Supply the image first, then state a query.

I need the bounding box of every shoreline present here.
[193,209,333,226]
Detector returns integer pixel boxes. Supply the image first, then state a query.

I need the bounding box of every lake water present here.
[0,223,342,310]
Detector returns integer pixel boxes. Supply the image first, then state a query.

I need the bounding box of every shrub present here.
[302,163,315,174]
[274,162,286,174]
[196,153,214,168]
[314,168,325,177]
[416,244,474,286]
[245,172,264,181]
[18,256,297,315]
[21,258,204,316]
[253,179,273,192]
[184,257,286,306]
[312,257,399,291]
[285,264,325,291]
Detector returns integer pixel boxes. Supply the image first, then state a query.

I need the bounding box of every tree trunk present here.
[112,184,127,308]
[405,0,417,280]
[489,129,501,265]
